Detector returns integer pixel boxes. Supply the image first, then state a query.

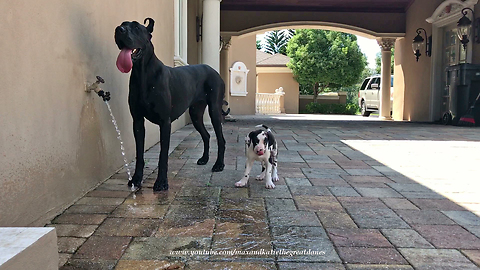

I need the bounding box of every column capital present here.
[220,36,231,51]
[377,38,395,51]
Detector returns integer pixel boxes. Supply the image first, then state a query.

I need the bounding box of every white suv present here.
[358,75,393,117]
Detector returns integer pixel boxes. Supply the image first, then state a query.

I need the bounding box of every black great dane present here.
[114,18,227,191]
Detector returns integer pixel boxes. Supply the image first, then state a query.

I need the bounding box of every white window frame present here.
[174,0,188,66]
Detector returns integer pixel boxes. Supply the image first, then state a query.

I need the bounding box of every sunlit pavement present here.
[52,114,480,269]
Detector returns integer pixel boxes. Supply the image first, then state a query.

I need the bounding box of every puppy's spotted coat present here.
[235,125,279,189]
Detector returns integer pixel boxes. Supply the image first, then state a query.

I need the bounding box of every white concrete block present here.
[0,228,58,270]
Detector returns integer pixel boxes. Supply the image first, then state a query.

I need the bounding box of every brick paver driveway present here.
[53,114,480,269]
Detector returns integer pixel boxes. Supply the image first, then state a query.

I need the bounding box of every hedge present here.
[303,102,359,115]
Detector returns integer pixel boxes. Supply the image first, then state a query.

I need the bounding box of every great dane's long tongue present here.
[116,49,133,73]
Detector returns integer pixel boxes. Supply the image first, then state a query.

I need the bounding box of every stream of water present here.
[104,101,136,192]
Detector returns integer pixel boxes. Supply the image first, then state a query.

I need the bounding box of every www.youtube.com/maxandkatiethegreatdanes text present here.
[169,249,326,257]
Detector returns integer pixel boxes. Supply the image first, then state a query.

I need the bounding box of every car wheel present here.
[361,101,371,117]
[442,112,452,125]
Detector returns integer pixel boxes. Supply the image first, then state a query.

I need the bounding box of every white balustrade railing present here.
[256,88,285,114]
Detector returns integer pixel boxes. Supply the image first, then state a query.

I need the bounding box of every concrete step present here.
[0,228,58,270]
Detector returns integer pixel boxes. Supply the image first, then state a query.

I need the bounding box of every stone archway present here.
[221,22,400,116]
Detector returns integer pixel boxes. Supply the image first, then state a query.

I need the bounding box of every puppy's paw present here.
[255,175,264,181]
[235,180,248,187]
[265,182,276,189]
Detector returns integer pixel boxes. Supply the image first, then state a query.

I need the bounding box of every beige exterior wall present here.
[256,71,299,114]
[395,0,437,121]
[395,0,480,122]
[227,35,257,115]
[0,0,187,226]
[188,0,201,65]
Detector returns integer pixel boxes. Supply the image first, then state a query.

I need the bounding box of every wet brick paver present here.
[48,115,480,269]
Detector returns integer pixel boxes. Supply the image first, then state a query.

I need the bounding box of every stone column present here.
[220,36,234,120]
[202,0,221,72]
[377,38,395,120]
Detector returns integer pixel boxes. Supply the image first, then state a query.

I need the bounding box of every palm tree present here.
[256,40,262,50]
[264,30,295,55]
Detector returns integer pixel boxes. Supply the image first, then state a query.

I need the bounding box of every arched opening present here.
[221,23,397,117]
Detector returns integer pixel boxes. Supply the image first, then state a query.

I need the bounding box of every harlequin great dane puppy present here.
[115,18,228,191]
[235,125,279,189]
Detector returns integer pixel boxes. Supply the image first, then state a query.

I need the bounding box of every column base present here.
[379,115,393,120]
[225,114,236,122]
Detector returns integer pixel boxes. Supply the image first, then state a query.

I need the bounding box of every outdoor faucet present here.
[86,76,110,101]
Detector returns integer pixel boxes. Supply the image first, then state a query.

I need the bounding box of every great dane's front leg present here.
[265,160,275,189]
[256,163,266,181]
[235,159,254,187]
[153,119,171,191]
[129,117,145,189]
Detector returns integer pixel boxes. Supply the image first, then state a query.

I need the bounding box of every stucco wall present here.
[0,0,185,226]
[188,0,201,65]
[398,0,440,121]
[399,0,480,122]
[227,35,257,115]
[257,72,299,114]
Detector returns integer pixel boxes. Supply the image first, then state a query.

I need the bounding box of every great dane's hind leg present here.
[129,117,146,189]
[208,102,226,172]
[153,119,171,191]
[189,102,210,165]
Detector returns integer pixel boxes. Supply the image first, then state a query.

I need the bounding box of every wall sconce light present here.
[457,8,480,50]
[196,15,203,42]
[412,28,432,62]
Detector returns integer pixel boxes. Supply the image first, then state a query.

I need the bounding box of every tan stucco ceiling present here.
[221,0,414,13]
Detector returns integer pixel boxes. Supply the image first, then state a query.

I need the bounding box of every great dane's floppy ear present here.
[266,131,276,148]
[245,135,251,147]
[144,18,155,33]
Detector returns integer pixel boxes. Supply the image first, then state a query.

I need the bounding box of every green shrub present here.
[304,102,359,115]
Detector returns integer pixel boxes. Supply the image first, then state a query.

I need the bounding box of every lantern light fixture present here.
[457,8,480,50]
[412,28,431,62]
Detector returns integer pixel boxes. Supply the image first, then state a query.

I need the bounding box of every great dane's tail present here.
[222,100,230,116]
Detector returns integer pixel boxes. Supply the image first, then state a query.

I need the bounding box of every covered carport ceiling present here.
[221,0,415,13]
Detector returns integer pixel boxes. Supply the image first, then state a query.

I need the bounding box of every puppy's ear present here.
[144,18,155,33]
[245,135,251,147]
[266,131,276,149]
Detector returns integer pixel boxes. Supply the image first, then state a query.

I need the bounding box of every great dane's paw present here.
[127,180,142,190]
[255,175,264,181]
[272,176,280,182]
[265,182,276,189]
[235,180,248,187]
[197,156,209,165]
[128,175,143,189]
[212,162,225,172]
[153,181,169,191]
